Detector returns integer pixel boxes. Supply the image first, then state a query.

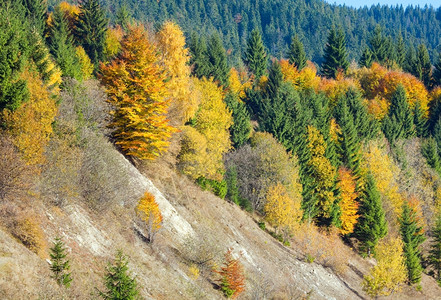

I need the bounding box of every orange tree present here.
[215,248,245,299]
[99,25,177,160]
[135,191,163,243]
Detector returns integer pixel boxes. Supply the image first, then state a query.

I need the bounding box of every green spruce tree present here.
[421,138,441,175]
[49,237,72,288]
[369,26,389,65]
[207,33,229,87]
[22,0,47,34]
[115,5,131,31]
[416,44,432,88]
[413,102,427,138]
[243,29,267,79]
[75,0,108,66]
[359,47,373,68]
[321,27,349,79]
[225,93,251,148]
[188,33,209,79]
[433,52,441,88]
[428,212,441,283]
[353,173,387,256]
[98,250,139,300]
[287,35,307,71]
[399,201,425,285]
[404,46,418,76]
[395,34,406,68]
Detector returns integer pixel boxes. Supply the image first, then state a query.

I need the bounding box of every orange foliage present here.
[216,248,245,299]
[99,25,177,160]
[279,59,320,91]
[337,167,359,235]
[406,196,426,234]
[136,191,163,243]
[319,77,360,107]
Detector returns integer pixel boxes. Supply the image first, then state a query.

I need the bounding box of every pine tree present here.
[395,34,406,68]
[22,0,47,34]
[428,212,441,283]
[47,7,82,79]
[344,88,378,140]
[399,201,425,284]
[98,251,139,300]
[421,138,441,175]
[321,27,349,79]
[75,0,108,66]
[49,237,72,288]
[382,85,415,143]
[207,34,229,87]
[243,29,267,79]
[369,26,389,65]
[225,166,240,206]
[416,44,432,88]
[287,35,307,71]
[0,2,29,111]
[225,93,251,148]
[413,102,427,138]
[353,173,387,256]
[433,52,441,88]
[359,47,373,68]
[404,46,418,76]
[188,33,209,79]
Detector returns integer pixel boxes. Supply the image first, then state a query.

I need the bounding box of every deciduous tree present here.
[337,168,359,235]
[216,248,245,299]
[136,191,163,243]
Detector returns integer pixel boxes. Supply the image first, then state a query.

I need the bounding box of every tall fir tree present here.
[207,34,229,87]
[428,212,441,283]
[369,26,390,65]
[243,29,267,79]
[98,251,139,300]
[225,93,251,148]
[413,102,427,138]
[382,85,415,143]
[188,33,209,79]
[321,27,349,79]
[353,173,387,256]
[0,1,29,112]
[75,0,108,66]
[47,7,82,79]
[49,237,72,288]
[399,201,425,285]
[395,34,406,68]
[287,35,307,71]
[404,46,418,76]
[416,44,432,88]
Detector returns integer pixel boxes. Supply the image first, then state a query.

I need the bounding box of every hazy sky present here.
[324,0,441,8]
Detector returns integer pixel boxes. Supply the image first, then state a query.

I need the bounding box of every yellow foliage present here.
[362,237,407,297]
[156,21,199,124]
[337,168,359,235]
[75,46,94,80]
[264,182,302,234]
[178,78,232,180]
[104,26,124,58]
[228,67,252,100]
[136,191,163,242]
[50,1,80,33]
[188,264,200,280]
[319,76,360,107]
[364,96,389,120]
[12,214,47,257]
[3,68,57,168]
[279,59,320,91]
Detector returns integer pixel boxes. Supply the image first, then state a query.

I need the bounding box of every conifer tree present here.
[225,93,251,148]
[98,251,139,300]
[421,138,441,175]
[369,26,389,65]
[433,52,441,88]
[207,34,229,87]
[353,173,387,256]
[22,0,47,33]
[404,46,418,76]
[399,201,425,284]
[413,102,427,138]
[321,27,349,79]
[287,35,307,71]
[47,7,82,79]
[434,118,441,151]
[243,29,267,79]
[359,48,373,68]
[116,5,131,31]
[344,88,378,140]
[75,0,108,66]
[49,237,72,288]
[428,212,441,283]
[416,44,432,88]
[225,166,240,206]
[395,34,406,68]
[188,33,209,79]
[382,85,415,143]
[0,2,29,111]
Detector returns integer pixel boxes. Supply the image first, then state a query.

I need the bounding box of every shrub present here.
[215,248,245,299]
[196,176,227,199]
[11,214,47,256]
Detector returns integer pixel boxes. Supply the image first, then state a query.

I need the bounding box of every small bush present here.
[12,214,47,256]
[196,177,227,199]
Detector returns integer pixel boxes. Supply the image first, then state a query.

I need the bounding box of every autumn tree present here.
[49,237,72,288]
[136,191,163,243]
[399,200,425,284]
[264,182,302,237]
[216,248,245,299]
[362,237,407,297]
[99,250,139,300]
[243,29,267,79]
[99,25,177,160]
[321,27,349,79]
[337,168,359,235]
[288,35,307,71]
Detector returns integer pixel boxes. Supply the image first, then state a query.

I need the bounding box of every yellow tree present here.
[156,21,199,124]
[178,77,232,180]
[136,191,163,243]
[337,167,359,235]
[75,46,94,80]
[2,68,57,168]
[104,25,124,59]
[362,237,407,297]
[264,182,302,237]
[99,25,177,160]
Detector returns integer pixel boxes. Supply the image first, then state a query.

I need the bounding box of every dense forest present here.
[48,0,441,64]
[3,0,441,298]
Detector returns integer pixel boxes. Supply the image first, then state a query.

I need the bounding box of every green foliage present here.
[368,26,394,66]
[321,27,349,79]
[288,35,307,71]
[115,5,131,31]
[395,34,406,68]
[421,138,441,175]
[225,93,251,149]
[207,34,229,87]
[225,166,240,205]
[413,102,427,138]
[22,0,47,34]
[399,201,425,284]
[196,176,228,199]
[428,212,441,282]
[47,7,83,79]
[433,52,441,88]
[0,2,30,111]
[75,0,108,66]
[243,29,267,78]
[359,48,372,68]
[416,44,432,88]
[98,251,139,300]
[188,33,209,79]
[353,173,387,256]
[49,237,72,288]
